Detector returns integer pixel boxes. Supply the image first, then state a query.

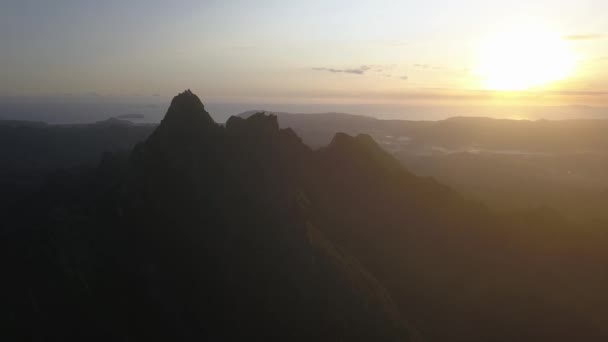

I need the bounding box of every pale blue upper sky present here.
[2,0,607,106]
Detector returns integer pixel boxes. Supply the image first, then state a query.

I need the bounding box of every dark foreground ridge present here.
[3,90,608,341]
[2,90,409,341]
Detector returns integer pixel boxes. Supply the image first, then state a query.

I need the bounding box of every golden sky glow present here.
[475,27,577,91]
[1,1,607,110]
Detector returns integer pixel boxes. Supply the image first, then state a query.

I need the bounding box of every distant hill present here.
[93,117,136,127]
[0,119,155,170]
[0,119,155,213]
[117,113,145,120]
[0,119,49,128]
[232,112,608,221]
[236,111,608,152]
[384,116,608,152]
[2,110,608,222]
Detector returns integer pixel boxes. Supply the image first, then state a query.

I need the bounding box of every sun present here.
[475,27,576,91]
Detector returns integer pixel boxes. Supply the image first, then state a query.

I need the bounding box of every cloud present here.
[563,34,605,41]
[312,65,372,75]
[413,64,430,69]
[547,90,608,97]
[413,63,444,70]
[312,64,400,80]
[400,75,409,80]
[412,64,446,73]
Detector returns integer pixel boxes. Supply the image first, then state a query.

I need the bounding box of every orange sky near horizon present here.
[1,1,607,109]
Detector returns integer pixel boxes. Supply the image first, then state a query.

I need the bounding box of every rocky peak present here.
[225,112,281,138]
[159,89,215,132]
[329,132,378,150]
[143,90,217,151]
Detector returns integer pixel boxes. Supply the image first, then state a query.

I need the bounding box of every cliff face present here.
[5,90,608,342]
[2,90,410,341]
[118,91,410,341]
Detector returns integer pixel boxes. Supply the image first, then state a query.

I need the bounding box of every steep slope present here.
[0,117,155,214]
[2,91,409,341]
[5,91,608,342]
[305,132,608,341]
[121,91,410,341]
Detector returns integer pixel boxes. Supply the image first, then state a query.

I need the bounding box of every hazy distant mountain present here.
[3,95,606,124]
[383,116,608,152]
[234,111,608,221]
[240,110,608,152]
[3,108,608,221]
[0,118,155,215]
[0,118,154,169]
[93,117,136,127]
[117,113,145,120]
[0,96,169,124]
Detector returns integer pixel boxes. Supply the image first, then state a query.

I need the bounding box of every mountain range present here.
[3,91,608,341]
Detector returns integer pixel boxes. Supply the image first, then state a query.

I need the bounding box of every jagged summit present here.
[224,112,303,148]
[329,132,380,151]
[226,112,279,134]
[145,90,217,149]
[169,89,203,109]
[160,89,215,130]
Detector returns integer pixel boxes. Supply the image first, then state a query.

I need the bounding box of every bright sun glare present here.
[476,27,576,91]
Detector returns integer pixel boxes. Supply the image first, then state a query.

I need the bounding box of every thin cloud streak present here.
[312,65,372,75]
[563,34,605,41]
[413,64,430,69]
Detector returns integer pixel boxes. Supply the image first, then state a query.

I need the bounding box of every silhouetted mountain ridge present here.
[94,117,135,127]
[238,110,377,121]
[2,91,413,341]
[120,96,608,341]
[4,91,608,342]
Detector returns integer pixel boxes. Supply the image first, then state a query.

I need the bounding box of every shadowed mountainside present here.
[3,91,608,341]
[2,90,410,341]
[0,117,155,214]
[238,111,608,222]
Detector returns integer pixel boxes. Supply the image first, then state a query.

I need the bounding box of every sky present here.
[1,0,608,119]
